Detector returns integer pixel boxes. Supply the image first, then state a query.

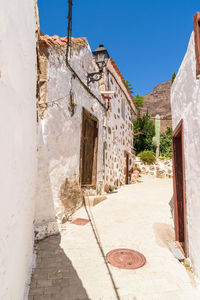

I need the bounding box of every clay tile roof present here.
[109,58,136,108]
[39,34,88,49]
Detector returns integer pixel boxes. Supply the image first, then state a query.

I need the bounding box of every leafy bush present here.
[138,150,156,163]
[133,112,155,154]
[134,94,144,111]
[159,155,171,160]
[160,127,172,158]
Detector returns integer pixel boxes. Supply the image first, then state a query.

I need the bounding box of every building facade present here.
[35,35,107,238]
[171,12,200,279]
[35,35,137,238]
[100,59,136,190]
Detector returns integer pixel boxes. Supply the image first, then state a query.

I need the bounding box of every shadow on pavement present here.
[29,234,90,300]
[84,202,121,300]
[153,222,175,248]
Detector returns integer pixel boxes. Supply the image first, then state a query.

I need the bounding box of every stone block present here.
[156,170,165,178]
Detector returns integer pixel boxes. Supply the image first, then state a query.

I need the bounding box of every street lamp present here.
[87,45,109,85]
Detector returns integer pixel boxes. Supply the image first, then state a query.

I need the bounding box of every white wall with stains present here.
[35,41,105,238]
[0,0,37,299]
[171,32,200,280]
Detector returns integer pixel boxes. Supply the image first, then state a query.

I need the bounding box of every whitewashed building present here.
[35,35,137,237]
[35,35,107,238]
[171,12,200,280]
[0,0,38,299]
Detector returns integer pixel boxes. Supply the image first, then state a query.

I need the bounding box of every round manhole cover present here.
[106,248,146,269]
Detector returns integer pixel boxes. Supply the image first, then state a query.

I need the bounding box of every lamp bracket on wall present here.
[87,70,103,85]
[87,45,109,86]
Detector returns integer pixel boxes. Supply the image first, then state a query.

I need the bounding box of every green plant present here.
[152,114,160,158]
[160,127,172,158]
[109,185,114,192]
[138,150,156,163]
[158,156,165,160]
[134,94,144,111]
[133,112,155,154]
[171,72,176,83]
[125,80,134,95]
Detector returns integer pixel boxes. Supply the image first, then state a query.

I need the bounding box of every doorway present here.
[125,153,129,184]
[172,119,187,256]
[80,108,98,187]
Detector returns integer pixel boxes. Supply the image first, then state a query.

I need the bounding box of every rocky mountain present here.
[142,80,172,132]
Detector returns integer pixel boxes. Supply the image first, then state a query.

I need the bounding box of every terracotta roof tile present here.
[109,58,136,108]
[39,34,88,49]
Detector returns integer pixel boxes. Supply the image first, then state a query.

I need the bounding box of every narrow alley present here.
[29,176,199,300]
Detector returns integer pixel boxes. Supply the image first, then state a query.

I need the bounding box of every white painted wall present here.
[171,32,200,279]
[0,1,37,299]
[35,41,105,236]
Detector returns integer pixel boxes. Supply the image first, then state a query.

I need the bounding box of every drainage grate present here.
[71,218,90,226]
[106,248,146,270]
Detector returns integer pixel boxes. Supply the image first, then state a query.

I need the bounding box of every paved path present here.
[29,175,199,299]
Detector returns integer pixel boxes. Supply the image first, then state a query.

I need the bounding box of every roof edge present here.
[39,34,88,49]
[108,58,136,109]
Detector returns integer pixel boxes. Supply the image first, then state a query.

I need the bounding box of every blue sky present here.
[38,0,199,95]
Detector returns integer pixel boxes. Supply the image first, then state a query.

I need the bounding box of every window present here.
[121,98,125,120]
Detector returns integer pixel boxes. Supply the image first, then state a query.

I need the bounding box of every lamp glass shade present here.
[93,45,109,66]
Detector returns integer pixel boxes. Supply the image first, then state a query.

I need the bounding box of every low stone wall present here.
[134,157,173,178]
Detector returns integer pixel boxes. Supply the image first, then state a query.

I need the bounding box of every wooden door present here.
[80,109,98,186]
[172,119,187,256]
[125,153,129,184]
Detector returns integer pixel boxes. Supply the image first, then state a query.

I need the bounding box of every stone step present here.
[83,189,97,197]
[168,241,185,261]
[84,195,107,207]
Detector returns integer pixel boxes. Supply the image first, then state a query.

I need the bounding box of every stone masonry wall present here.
[101,61,136,189]
[134,157,173,178]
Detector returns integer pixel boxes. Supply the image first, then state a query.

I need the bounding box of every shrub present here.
[138,150,156,163]
[109,185,114,192]
[133,112,155,154]
[160,127,172,159]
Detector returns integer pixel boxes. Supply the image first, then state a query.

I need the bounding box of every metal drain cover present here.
[71,218,89,226]
[106,248,146,269]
